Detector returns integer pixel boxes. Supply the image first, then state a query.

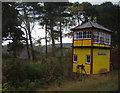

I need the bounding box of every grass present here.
[37,70,118,91]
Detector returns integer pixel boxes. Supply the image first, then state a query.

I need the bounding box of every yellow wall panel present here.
[74,41,78,46]
[105,45,110,47]
[74,40,91,46]
[73,48,91,74]
[100,44,105,47]
[93,43,99,46]
[93,43,110,47]
[93,49,110,74]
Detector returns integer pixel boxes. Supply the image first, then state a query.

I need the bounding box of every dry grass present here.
[37,70,118,91]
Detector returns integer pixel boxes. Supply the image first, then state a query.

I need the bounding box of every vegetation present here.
[2,50,72,91]
[2,56,118,91]
[2,1,120,91]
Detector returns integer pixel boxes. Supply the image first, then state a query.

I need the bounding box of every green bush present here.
[2,53,73,91]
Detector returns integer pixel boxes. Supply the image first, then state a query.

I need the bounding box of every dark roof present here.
[71,21,112,32]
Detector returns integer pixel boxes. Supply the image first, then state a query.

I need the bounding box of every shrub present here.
[2,52,73,91]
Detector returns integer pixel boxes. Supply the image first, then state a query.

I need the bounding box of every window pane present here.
[78,32,81,39]
[83,31,86,38]
[100,32,102,43]
[86,55,91,64]
[74,55,77,62]
[109,35,111,45]
[76,32,79,39]
[104,33,106,44]
[93,32,99,42]
[88,31,91,38]
[80,32,82,39]
[74,32,76,39]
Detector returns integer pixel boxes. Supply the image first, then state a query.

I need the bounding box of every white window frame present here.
[86,55,91,64]
[93,31,99,43]
[104,33,107,44]
[108,34,111,45]
[93,31,111,45]
[73,55,77,63]
[74,31,91,40]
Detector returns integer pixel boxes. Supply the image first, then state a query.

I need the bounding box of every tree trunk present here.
[50,24,55,57]
[13,40,17,58]
[60,21,63,57]
[45,25,48,55]
[25,30,30,60]
[27,22,35,61]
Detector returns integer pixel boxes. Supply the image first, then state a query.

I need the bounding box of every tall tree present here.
[2,2,24,58]
[36,2,69,57]
[17,2,38,60]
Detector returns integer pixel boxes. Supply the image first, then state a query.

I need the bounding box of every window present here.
[83,31,86,38]
[87,31,91,38]
[104,33,106,44]
[74,32,77,40]
[100,32,104,44]
[93,31,111,45]
[80,32,82,39]
[74,31,91,40]
[77,32,79,39]
[86,55,91,64]
[73,55,77,63]
[93,32,99,43]
[109,35,111,45]
[106,34,111,45]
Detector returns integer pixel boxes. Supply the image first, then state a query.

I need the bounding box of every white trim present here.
[86,55,91,64]
[93,31,111,45]
[73,55,78,63]
[74,31,91,40]
[74,38,91,40]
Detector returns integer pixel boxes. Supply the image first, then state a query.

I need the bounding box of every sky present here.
[69,0,119,4]
[2,0,120,46]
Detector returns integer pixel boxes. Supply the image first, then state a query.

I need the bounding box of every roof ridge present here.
[71,21,112,32]
[89,21,94,27]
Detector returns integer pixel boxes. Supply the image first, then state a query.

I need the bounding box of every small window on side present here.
[73,55,77,63]
[86,55,91,64]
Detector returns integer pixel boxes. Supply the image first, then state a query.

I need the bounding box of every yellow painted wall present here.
[93,49,110,74]
[74,40,91,46]
[73,48,91,74]
[93,43,110,47]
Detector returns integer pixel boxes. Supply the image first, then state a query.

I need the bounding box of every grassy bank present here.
[37,70,118,91]
[2,57,118,91]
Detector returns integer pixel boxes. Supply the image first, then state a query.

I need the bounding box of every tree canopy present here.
[2,1,120,60]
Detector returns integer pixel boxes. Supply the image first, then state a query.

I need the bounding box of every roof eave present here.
[71,27,113,33]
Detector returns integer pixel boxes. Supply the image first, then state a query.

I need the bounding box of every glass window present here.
[80,32,82,39]
[109,35,111,45]
[93,32,99,42]
[88,31,91,38]
[107,34,111,45]
[83,31,86,38]
[74,32,77,40]
[86,55,91,64]
[73,55,77,63]
[76,32,79,39]
[100,32,104,44]
[74,31,91,40]
[106,34,110,45]
[104,33,106,44]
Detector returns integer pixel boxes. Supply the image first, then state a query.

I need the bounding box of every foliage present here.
[2,54,72,91]
[2,3,25,58]
[2,83,9,91]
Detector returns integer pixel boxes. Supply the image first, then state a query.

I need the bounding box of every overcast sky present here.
[69,0,119,4]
